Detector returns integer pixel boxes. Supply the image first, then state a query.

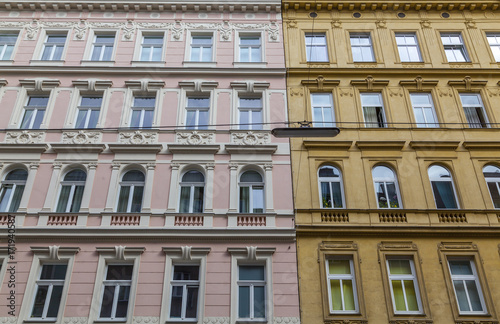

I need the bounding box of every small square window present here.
[99,264,134,320]
[441,33,469,62]
[75,96,102,129]
[20,96,49,129]
[41,34,67,61]
[395,33,422,62]
[239,35,262,62]
[140,35,163,61]
[239,97,263,130]
[305,33,328,62]
[0,33,18,60]
[130,96,155,128]
[186,97,210,129]
[350,33,375,62]
[190,35,213,62]
[91,34,115,61]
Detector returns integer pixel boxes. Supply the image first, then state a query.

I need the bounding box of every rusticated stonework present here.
[231,131,270,145]
[62,130,102,144]
[5,130,44,144]
[119,130,158,144]
[176,131,215,145]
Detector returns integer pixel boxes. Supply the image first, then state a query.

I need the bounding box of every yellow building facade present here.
[283,1,500,323]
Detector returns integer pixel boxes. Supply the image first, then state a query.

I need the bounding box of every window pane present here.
[330,279,342,311]
[40,264,67,280]
[453,280,470,312]
[391,280,406,311]
[56,185,71,212]
[123,170,145,182]
[9,185,24,212]
[321,182,332,208]
[173,265,200,280]
[106,265,133,280]
[329,260,350,275]
[432,182,458,208]
[46,285,63,317]
[116,285,130,317]
[182,170,205,182]
[130,186,143,212]
[186,286,199,318]
[140,47,151,61]
[449,261,473,275]
[487,182,500,208]
[117,186,131,212]
[0,186,13,212]
[31,286,48,317]
[253,286,265,318]
[466,280,483,311]
[193,186,204,213]
[388,260,411,275]
[239,187,249,213]
[252,186,264,213]
[100,285,115,318]
[179,186,191,213]
[238,286,250,318]
[170,286,183,318]
[70,185,84,212]
[386,183,400,208]
[343,280,356,311]
[331,182,343,208]
[404,280,419,311]
[239,265,265,280]
[241,171,262,182]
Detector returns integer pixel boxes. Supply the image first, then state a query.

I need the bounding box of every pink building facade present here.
[0,1,299,324]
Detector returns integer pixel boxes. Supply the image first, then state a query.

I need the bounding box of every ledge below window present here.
[233,62,267,68]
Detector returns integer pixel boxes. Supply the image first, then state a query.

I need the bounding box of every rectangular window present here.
[410,93,438,127]
[186,97,209,129]
[0,34,18,60]
[448,259,486,314]
[305,33,328,62]
[91,35,115,61]
[239,35,261,62]
[386,259,422,314]
[441,33,469,62]
[31,264,68,320]
[41,34,67,60]
[360,93,385,128]
[487,33,500,62]
[311,93,335,127]
[20,96,49,129]
[350,33,375,62]
[169,265,200,320]
[130,97,155,128]
[140,35,163,61]
[190,35,213,62]
[459,94,488,128]
[326,258,358,313]
[238,265,266,320]
[75,96,102,129]
[99,264,133,320]
[395,33,421,62]
[239,97,262,130]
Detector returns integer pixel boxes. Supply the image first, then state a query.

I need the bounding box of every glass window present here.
[350,33,375,62]
[441,33,469,62]
[448,260,486,314]
[459,94,488,128]
[372,166,401,209]
[410,93,438,127]
[56,170,86,213]
[238,265,266,320]
[75,96,102,129]
[239,35,261,62]
[190,35,213,62]
[91,35,115,61]
[360,93,386,128]
[99,264,133,320]
[483,165,500,208]
[239,171,264,213]
[428,165,459,209]
[140,35,163,61]
[311,93,334,127]
[169,265,200,320]
[326,258,358,313]
[186,97,209,130]
[117,170,145,213]
[130,97,155,128]
[305,33,328,62]
[239,97,262,130]
[318,166,344,208]
[486,33,500,62]
[30,264,68,319]
[20,96,49,129]
[0,169,28,213]
[179,171,205,213]
[386,259,422,314]
[0,33,18,60]
[395,33,421,62]
[41,34,67,60]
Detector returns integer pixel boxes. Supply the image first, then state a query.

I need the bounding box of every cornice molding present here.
[0,143,48,153]
[399,76,439,91]
[72,80,113,92]
[19,79,60,91]
[351,75,389,90]
[168,144,220,154]
[356,141,405,150]
[409,141,460,150]
[303,140,353,150]
[283,1,499,11]
[448,76,488,91]
[463,141,500,150]
[301,75,340,91]
[225,144,277,154]
[108,144,163,154]
[50,144,106,154]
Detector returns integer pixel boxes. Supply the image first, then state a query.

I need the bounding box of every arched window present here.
[179,171,204,213]
[483,165,500,208]
[428,165,459,209]
[56,169,86,212]
[239,170,264,213]
[117,170,145,213]
[0,169,28,212]
[318,166,344,208]
[372,166,401,209]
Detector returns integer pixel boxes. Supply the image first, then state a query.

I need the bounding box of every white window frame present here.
[138,33,164,62]
[161,247,210,324]
[410,93,438,127]
[74,95,103,129]
[89,247,144,324]
[447,259,487,315]
[386,258,423,314]
[238,96,263,130]
[326,257,359,314]
[459,93,489,128]
[89,33,116,61]
[55,169,86,213]
[428,165,460,209]
[360,93,386,128]
[99,264,133,320]
[116,170,145,213]
[18,247,79,324]
[130,96,156,128]
[0,32,19,61]
[188,33,214,62]
[239,170,265,214]
[30,263,68,320]
[486,33,500,62]
[40,33,67,61]
[311,93,335,127]
[305,33,329,62]
[441,33,469,62]
[483,165,500,209]
[185,96,210,130]
[350,33,375,62]
[0,169,27,213]
[19,95,49,129]
[395,33,422,62]
[318,165,345,209]
[228,247,275,324]
[178,170,205,213]
[238,33,262,63]
[372,165,402,209]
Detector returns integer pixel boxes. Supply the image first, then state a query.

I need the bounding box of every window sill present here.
[0,60,14,65]
[165,320,198,323]
[80,60,115,67]
[24,320,57,323]
[235,320,267,324]
[94,320,127,323]
[30,60,65,66]
[233,62,267,68]
[131,60,166,67]
[183,61,216,68]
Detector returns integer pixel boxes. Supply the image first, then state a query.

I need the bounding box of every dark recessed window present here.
[441,12,450,18]
[397,12,406,18]
[353,12,361,18]
[309,12,318,18]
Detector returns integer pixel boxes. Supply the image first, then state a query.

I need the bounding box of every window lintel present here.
[448,76,487,91]
[302,75,340,91]
[178,81,218,92]
[72,80,113,92]
[351,75,389,90]
[0,80,7,87]
[319,241,358,252]
[125,80,165,92]
[377,241,418,252]
[399,76,438,91]
[230,81,270,93]
[19,79,60,92]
